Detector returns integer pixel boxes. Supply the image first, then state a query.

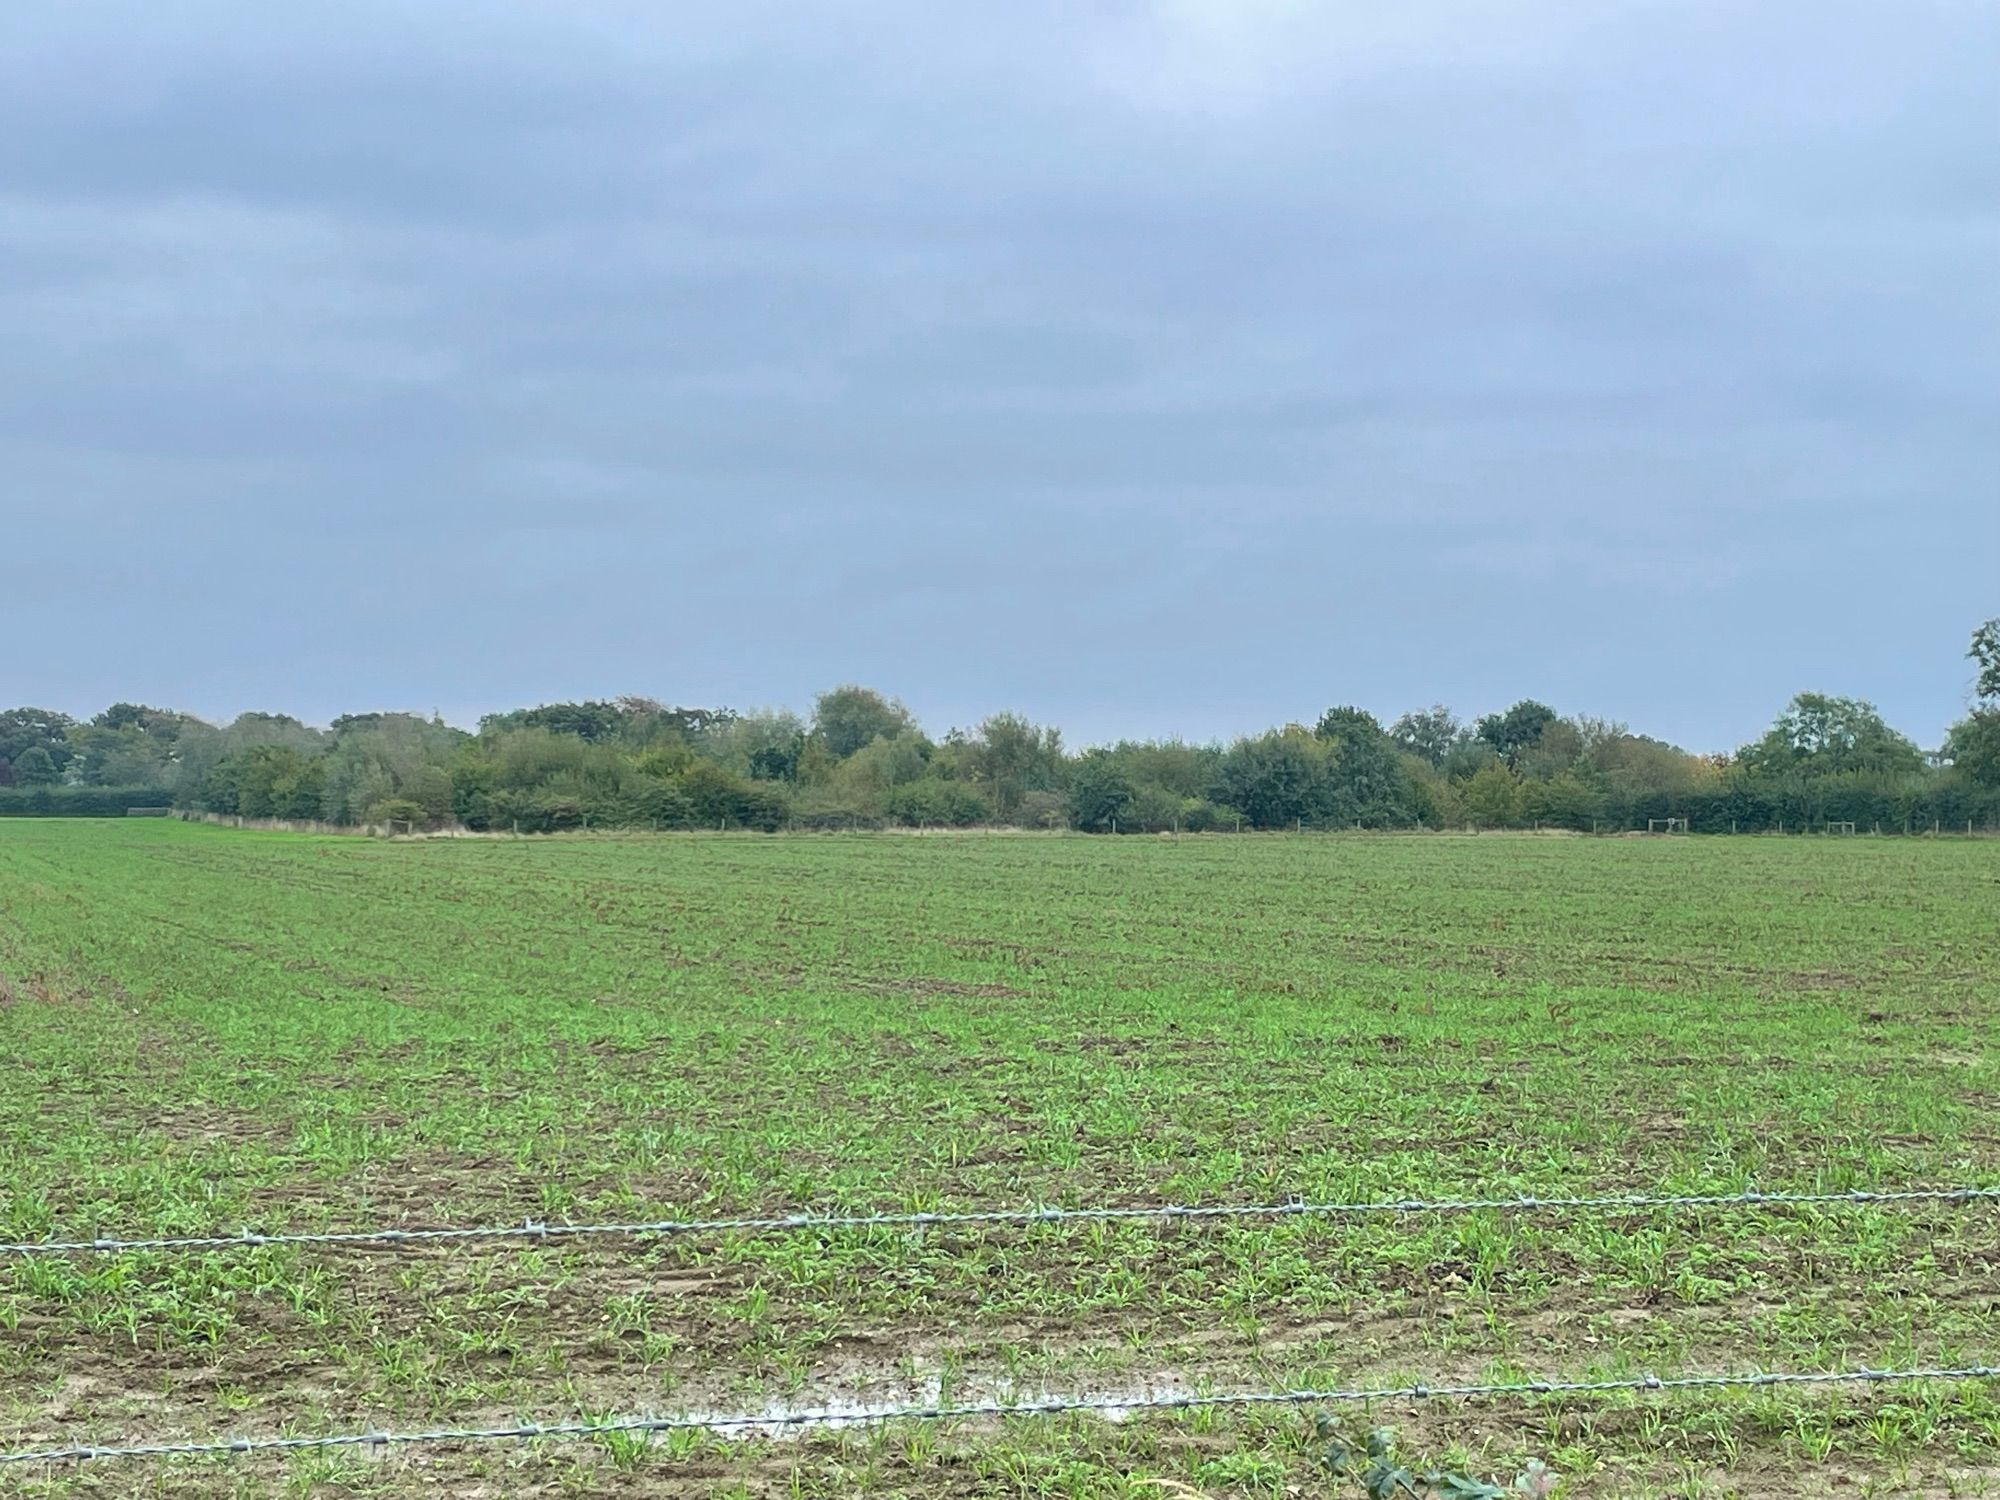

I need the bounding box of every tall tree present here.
[1312,706,1411,824]
[813,685,917,759]
[1475,700,1558,768]
[1945,711,2000,787]
[1216,728,1336,828]
[1737,693,1924,778]
[1388,705,1461,768]
[968,712,1064,816]
[9,746,60,786]
[1066,749,1137,831]
[1971,618,2000,702]
[0,708,77,778]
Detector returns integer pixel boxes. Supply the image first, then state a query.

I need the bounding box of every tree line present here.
[5,620,1999,834]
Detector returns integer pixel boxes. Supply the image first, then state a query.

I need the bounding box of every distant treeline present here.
[6,621,2000,834]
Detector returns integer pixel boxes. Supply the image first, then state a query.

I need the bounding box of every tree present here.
[694,709,807,781]
[1459,764,1524,828]
[0,708,76,778]
[813,685,916,760]
[1971,618,2000,703]
[1524,771,1605,830]
[679,761,787,829]
[887,779,990,827]
[1737,693,1924,779]
[1068,750,1138,831]
[1475,701,1558,768]
[1442,735,1502,781]
[10,746,59,786]
[479,701,628,743]
[1312,706,1411,825]
[69,704,195,787]
[1388,706,1461,768]
[316,717,467,823]
[1945,710,2000,787]
[218,745,327,820]
[967,712,1064,817]
[828,733,930,813]
[1516,718,1583,780]
[1216,728,1336,828]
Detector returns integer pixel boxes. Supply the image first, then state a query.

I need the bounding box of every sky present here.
[3,2,1996,753]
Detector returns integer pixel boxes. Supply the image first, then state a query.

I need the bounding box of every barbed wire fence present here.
[3,1180,1996,1467]
[4,1365,1996,1467]
[5,1182,1996,1258]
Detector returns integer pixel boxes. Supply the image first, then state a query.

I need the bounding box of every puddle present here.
[673,1365,1200,1439]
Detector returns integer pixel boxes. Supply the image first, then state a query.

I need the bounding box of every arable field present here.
[0,820,1996,1497]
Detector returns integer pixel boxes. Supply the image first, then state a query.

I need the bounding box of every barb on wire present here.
[3,1184,1995,1259]
[2,1363,1993,1466]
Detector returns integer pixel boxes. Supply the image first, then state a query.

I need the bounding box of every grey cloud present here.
[3,1,1996,749]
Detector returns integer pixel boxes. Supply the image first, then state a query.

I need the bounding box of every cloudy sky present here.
[3,1,1995,751]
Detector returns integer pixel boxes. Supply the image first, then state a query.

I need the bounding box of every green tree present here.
[1475,700,1558,768]
[1516,718,1584,780]
[1067,750,1138,831]
[1737,693,1924,779]
[1945,710,2000,787]
[967,712,1064,818]
[318,716,467,823]
[1971,618,2000,702]
[887,779,990,827]
[1524,771,1605,830]
[10,746,59,786]
[0,708,76,780]
[1216,728,1336,828]
[1312,706,1412,825]
[69,704,195,787]
[223,745,327,819]
[1459,764,1524,828]
[1388,706,1462,768]
[477,701,628,743]
[827,733,930,814]
[813,685,917,760]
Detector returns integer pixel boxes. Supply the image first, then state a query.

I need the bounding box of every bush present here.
[1121,781,1186,832]
[1067,751,1137,831]
[1459,765,1523,829]
[1179,798,1236,832]
[0,786,175,817]
[617,779,696,829]
[786,785,887,830]
[887,778,990,827]
[1522,772,1605,831]
[366,797,430,828]
[680,761,788,829]
[1014,788,1069,829]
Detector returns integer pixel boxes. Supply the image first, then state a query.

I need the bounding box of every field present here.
[0,820,1997,1497]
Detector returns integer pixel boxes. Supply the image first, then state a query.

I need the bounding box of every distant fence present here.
[177,811,385,837]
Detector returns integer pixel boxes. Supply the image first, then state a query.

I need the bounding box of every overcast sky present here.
[4,2,1995,752]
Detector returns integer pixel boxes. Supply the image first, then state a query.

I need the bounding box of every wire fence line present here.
[4,1363,1994,1467]
[4,1183,1995,1259]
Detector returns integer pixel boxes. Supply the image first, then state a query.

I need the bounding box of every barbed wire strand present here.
[5,1184,1995,1258]
[4,1364,1993,1466]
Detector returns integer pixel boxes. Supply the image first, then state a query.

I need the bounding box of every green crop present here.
[0,820,1995,1496]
